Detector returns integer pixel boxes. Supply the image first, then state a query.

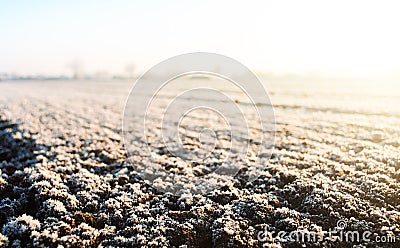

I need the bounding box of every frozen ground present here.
[0,79,399,247]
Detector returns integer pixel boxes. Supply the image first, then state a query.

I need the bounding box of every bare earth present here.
[0,80,399,247]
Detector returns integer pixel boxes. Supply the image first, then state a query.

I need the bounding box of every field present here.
[0,79,399,247]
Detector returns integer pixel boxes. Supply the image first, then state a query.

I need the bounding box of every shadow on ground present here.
[0,118,47,245]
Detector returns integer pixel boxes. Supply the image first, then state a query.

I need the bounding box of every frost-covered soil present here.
[0,80,399,247]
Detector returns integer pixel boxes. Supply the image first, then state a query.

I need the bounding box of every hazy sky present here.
[1,0,399,78]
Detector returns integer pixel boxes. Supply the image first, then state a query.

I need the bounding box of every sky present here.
[0,0,400,79]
